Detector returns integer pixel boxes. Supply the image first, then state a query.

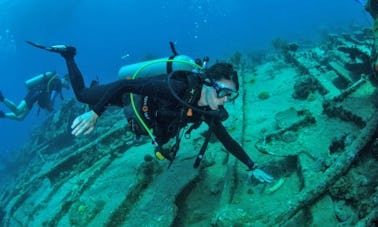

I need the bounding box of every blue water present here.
[0,0,371,156]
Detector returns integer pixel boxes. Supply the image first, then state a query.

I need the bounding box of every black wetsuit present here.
[24,77,62,111]
[63,52,255,170]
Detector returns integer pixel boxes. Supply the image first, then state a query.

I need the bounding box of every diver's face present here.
[206,79,238,110]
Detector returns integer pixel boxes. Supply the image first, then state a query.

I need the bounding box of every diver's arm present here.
[50,90,58,103]
[71,110,99,136]
[211,119,255,169]
[71,78,186,136]
[212,119,273,183]
[91,78,187,116]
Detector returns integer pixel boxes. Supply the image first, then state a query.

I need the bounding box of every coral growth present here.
[258,91,270,100]
[292,76,324,100]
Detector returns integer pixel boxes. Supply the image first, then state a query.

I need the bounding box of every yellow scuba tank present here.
[118,55,196,80]
[25,71,56,90]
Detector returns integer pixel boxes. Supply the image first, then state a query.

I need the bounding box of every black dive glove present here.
[154,145,178,163]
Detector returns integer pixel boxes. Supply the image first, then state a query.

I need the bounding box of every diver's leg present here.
[2,98,22,114]
[27,42,109,105]
[0,88,32,121]
[2,101,29,121]
[57,47,87,100]
[54,47,112,106]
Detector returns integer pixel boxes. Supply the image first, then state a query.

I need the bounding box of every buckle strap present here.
[193,119,214,168]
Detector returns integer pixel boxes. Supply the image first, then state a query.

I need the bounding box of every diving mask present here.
[211,80,239,101]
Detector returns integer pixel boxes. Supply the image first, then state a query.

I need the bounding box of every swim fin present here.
[26,41,68,53]
[26,41,76,57]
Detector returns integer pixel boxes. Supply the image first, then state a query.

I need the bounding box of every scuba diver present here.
[27,41,273,183]
[0,72,70,121]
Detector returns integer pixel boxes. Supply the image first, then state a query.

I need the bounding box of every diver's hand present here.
[71,110,99,136]
[249,168,274,183]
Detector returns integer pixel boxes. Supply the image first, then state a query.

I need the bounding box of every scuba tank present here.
[25,71,56,90]
[118,55,196,80]
[118,41,199,80]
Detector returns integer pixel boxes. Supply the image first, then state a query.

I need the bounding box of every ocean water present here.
[0,0,371,157]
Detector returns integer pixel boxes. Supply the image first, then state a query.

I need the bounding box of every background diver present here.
[28,41,273,183]
[0,72,70,121]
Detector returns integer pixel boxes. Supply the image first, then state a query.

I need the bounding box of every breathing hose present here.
[129,59,202,146]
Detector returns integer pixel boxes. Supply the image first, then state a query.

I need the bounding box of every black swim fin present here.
[26,41,76,58]
[26,41,68,53]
